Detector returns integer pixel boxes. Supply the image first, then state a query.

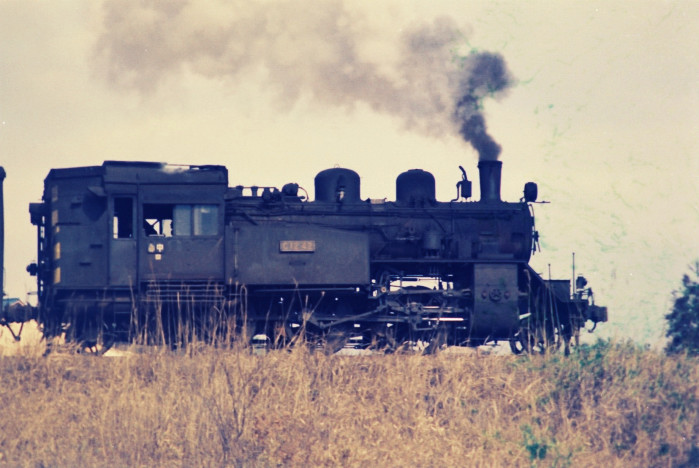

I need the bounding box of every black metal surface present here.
[14,159,606,348]
[396,169,435,205]
[314,167,361,203]
[229,223,370,285]
[478,160,502,203]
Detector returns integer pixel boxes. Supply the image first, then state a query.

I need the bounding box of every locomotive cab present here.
[29,161,228,342]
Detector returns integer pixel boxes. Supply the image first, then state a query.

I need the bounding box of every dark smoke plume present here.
[93,1,512,159]
[454,52,512,160]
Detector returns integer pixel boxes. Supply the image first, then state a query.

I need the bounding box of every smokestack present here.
[0,167,5,301]
[478,160,501,203]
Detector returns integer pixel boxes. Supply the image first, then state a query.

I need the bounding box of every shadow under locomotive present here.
[2,159,607,353]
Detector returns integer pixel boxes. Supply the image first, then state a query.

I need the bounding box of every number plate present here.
[279,240,316,253]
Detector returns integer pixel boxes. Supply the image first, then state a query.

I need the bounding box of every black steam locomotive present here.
[0,159,606,352]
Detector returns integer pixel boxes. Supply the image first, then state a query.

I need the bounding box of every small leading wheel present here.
[423,325,447,355]
[304,325,348,354]
[509,323,564,355]
[509,326,531,354]
[369,323,406,353]
[323,329,349,355]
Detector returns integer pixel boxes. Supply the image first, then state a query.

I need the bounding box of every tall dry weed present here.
[0,340,698,466]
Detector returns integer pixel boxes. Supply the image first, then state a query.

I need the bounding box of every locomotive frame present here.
[0,159,607,353]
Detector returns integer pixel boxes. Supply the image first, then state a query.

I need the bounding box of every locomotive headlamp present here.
[523,182,538,202]
[576,275,588,290]
[26,262,38,277]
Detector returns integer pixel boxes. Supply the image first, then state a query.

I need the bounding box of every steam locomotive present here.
[0,159,606,352]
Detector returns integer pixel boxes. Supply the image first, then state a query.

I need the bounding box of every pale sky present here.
[1,0,698,344]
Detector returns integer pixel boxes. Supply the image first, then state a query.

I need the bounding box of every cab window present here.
[143,204,218,237]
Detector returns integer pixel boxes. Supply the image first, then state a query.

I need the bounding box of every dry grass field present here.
[0,334,698,467]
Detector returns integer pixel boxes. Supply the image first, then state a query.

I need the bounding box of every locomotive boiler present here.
[1,159,607,353]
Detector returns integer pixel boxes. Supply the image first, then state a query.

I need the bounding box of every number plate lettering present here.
[279,240,316,253]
